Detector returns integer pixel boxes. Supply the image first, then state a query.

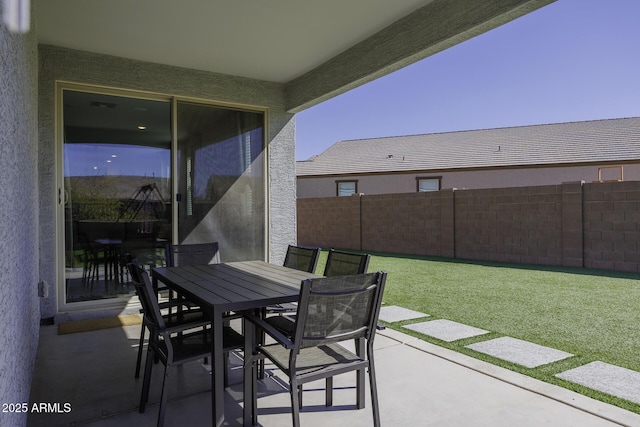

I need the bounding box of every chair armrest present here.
[140,300,191,313]
[158,300,196,310]
[244,313,295,349]
[163,319,210,334]
[223,311,243,321]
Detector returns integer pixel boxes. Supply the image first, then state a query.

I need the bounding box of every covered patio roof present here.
[36,0,555,112]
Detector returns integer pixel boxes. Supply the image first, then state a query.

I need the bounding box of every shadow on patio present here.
[28,320,640,427]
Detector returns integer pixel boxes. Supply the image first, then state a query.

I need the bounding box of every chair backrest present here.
[292,271,387,350]
[165,242,220,267]
[127,258,144,283]
[283,245,321,274]
[323,249,370,277]
[126,262,166,331]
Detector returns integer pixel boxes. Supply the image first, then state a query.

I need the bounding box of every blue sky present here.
[295,0,640,161]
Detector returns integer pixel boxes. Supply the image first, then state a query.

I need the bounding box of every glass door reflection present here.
[176,101,265,261]
[63,90,171,303]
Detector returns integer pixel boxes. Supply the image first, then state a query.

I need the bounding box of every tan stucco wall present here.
[297,163,640,198]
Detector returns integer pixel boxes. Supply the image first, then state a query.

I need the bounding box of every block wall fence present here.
[297,181,640,273]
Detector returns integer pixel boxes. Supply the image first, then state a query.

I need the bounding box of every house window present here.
[597,165,623,182]
[416,177,441,192]
[336,180,357,197]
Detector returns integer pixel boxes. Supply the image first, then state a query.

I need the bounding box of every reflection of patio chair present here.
[128,262,243,427]
[121,220,163,270]
[127,260,210,379]
[246,271,387,427]
[76,221,125,292]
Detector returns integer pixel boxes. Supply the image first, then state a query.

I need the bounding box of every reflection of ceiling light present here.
[106,160,112,163]
[138,125,147,130]
[93,166,98,170]
[111,154,117,158]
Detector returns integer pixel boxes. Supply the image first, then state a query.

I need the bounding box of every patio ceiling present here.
[36,0,432,83]
[36,0,556,112]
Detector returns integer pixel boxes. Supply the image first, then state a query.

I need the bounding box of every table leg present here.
[211,309,225,427]
[243,316,257,426]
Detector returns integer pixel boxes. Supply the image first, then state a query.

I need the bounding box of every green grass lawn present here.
[316,250,640,413]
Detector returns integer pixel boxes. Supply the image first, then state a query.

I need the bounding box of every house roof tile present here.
[296,117,640,176]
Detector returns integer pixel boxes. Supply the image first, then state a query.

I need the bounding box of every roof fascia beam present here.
[285,0,556,113]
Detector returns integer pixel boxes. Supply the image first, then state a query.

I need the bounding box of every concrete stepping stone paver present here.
[556,361,640,405]
[404,319,489,342]
[378,306,428,323]
[466,337,573,368]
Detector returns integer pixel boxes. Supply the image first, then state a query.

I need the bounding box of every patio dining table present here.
[151,260,321,427]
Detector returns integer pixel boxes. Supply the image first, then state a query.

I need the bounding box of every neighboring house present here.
[0,0,556,422]
[296,117,640,198]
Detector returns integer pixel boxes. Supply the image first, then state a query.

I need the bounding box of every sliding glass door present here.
[62,90,171,303]
[176,101,265,261]
[59,86,266,307]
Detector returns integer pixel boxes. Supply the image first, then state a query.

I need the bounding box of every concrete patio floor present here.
[28,322,640,427]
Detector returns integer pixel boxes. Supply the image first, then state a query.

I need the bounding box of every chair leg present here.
[298,385,303,409]
[368,356,381,427]
[355,338,366,409]
[135,324,146,378]
[290,379,301,427]
[325,377,333,407]
[157,365,169,427]
[140,347,154,413]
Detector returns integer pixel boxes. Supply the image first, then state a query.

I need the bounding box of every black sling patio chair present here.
[128,262,244,427]
[162,242,222,315]
[127,259,210,379]
[265,249,371,333]
[284,244,321,273]
[245,271,387,427]
[258,245,321,378]
[163,242,220,294]
[165,242,221,267]
[322,249,370,277]
[265,245,321,314]
[262,249,372,387]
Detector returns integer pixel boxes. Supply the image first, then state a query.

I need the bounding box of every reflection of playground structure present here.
[67,183,170,302]
[118,183,167,223]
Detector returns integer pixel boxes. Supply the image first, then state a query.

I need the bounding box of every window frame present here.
[416,176,442,192]
[336,180,358,197]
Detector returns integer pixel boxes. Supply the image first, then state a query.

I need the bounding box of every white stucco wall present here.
[0,19,41,427]
[38,45,297,319]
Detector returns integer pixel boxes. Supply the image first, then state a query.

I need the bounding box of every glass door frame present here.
[55,82,270,313]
